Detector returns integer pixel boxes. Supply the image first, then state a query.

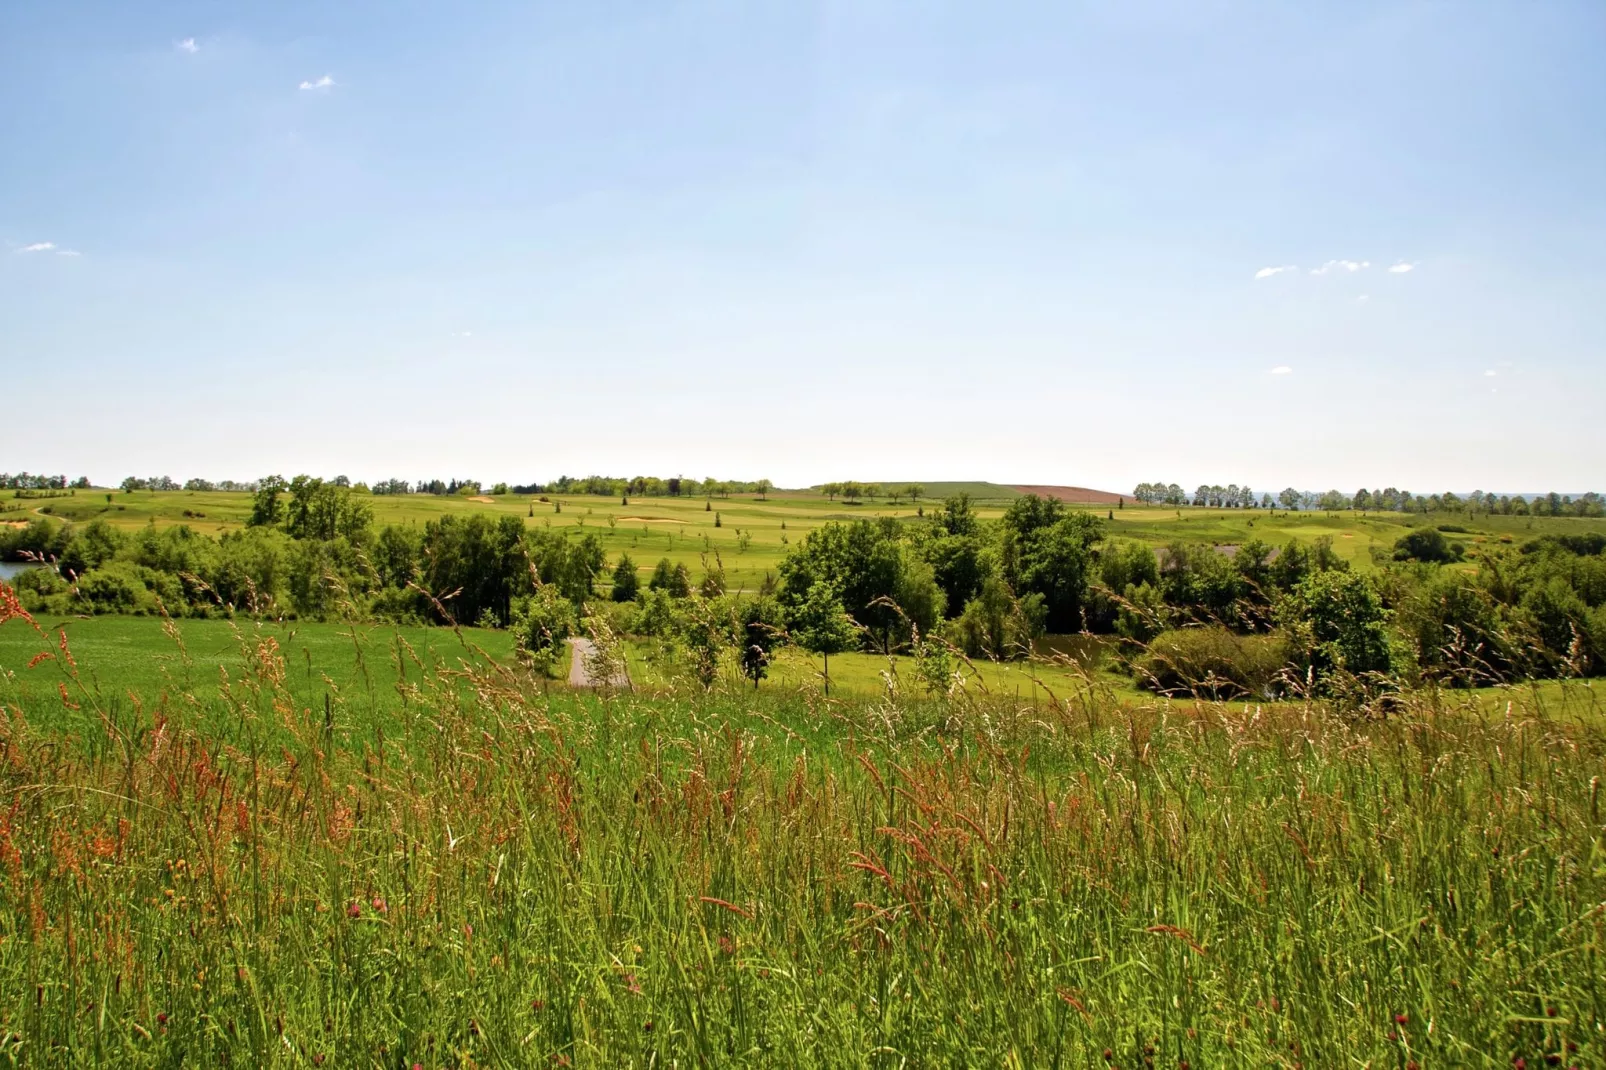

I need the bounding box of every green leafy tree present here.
[649,557,691,598]
[248,475,288,527]
[738,598,783,689]
[611,554,640,602]
[512,585,574,676]
[790,580,858,696]
[1278,570,1394,693]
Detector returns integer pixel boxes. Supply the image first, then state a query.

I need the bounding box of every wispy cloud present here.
[176,37,199,54]
[1311,259,1369,275]
[299,75,335,91]
[1484,370,1496,377]
[1254,265,1296,280]
[56,249,81,257]
[1268,366,1293,375]
[18,242,55,253]
[1357,294,1370,303]
[1388,261,1416,273]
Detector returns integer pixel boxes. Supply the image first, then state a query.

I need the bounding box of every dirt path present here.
[567,638,631,690]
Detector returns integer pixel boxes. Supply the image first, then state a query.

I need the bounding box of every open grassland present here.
[0,603,1603,1066]
[4,613,1599,724]
[18,487,1606,593]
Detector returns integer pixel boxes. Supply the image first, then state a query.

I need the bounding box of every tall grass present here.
[0,588,1602,1066]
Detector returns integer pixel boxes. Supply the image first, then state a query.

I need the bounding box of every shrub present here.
[948,577,1043,660]
[1135,626,1288,699]
[511,585,574,675]
[1393,527,1462,564]
[1398,571,1520,686]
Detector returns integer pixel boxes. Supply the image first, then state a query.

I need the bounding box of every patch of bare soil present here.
[621,517,688,524]
[1011,485,1126,505]
[467,496,496,503]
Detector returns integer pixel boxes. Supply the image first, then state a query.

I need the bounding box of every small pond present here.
[0,561,41,582]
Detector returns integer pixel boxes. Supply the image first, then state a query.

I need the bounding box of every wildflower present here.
[1395,1013,1409,1025]
[1546,1007,1557,1017]
[1408,1062,1420,1070]
[156,1013,168,1025]
[644,1020,654,1032]
[371,896,388,914]
[463,923,473,938]
[1103,1051,1113,1062]
[346,902,362,919]
[531,1000,544,1011]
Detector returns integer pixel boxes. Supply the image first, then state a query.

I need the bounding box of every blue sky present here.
[3,0,1603,492]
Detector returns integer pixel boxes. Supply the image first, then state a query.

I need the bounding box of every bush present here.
[948,578,1043,660]
[512,586,574,675]
[1398,571,1520,686]
[1393,527,1462,564]
[1135,626,1288,699]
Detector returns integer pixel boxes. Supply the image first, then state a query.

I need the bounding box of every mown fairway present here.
[0,600,1603,1066]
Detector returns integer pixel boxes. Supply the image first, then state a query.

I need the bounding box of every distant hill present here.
[804,482,1024,501]
[1011,484,1126,505]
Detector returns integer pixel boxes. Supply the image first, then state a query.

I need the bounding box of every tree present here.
[1278,570,1394,692]
[999,496,1102,632]
[1278,487,1301,511]
[755,478,773,500]
[512,585,574,676]
[904,484,925,502]
[790,580,858,696]
[738,598,783,689]
[649,557,691,597]
[249,475,288,527]
[611,555,640,602]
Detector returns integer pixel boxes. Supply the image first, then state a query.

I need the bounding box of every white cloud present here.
[1388,261,1415,273]
[1357,294,1370,303]
[1484,370,1496,377]
[177,37,199,53]
[299,75,335,90]
[1311,259,1370,275]
[56,249,81,257]
[1268,366,1293,375]
[1254,265,1296,280]
[18,242,55,253]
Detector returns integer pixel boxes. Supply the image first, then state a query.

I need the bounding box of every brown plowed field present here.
[1011,485,1125,505]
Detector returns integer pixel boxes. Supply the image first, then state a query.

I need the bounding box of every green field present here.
[16,484,1604,592]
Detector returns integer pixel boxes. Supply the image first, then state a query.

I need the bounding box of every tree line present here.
[1133,481,1604,517]
[2,474,89,490]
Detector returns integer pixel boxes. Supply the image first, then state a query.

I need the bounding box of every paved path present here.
[567,637,631,690]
